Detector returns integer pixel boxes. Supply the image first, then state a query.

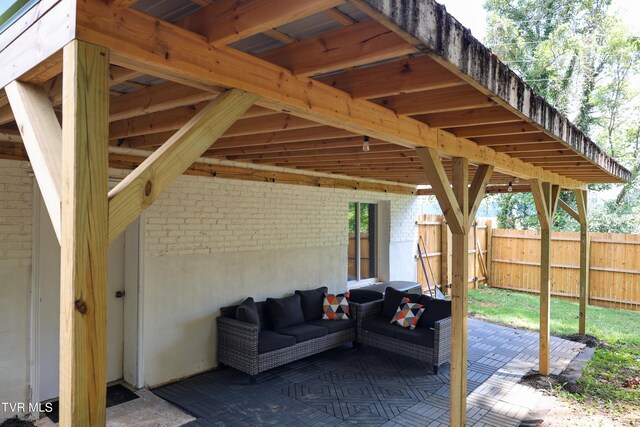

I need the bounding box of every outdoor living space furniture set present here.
[217,285,452,381]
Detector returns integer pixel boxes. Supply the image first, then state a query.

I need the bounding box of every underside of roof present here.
[0,0,631,193]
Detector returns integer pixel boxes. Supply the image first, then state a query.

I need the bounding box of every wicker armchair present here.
[354,299,451,373]
[218,301,356,381]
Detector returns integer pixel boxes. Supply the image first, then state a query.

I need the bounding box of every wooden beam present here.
[59,40,110,427]
[530,179,550,230]
[323,7,356,25]
[416,147,464,234]
[576,190,589,335]
[473,134,556,146]
[558,199,580,222]
[468,165,494,224]
[373,85,495,115]
[75,0,588,190]
[108,89,257,242]
[0,0,75,89]
[258,20,416,76]
[176,0,341,46]
[107,0,139,9]
[416,106,522,129]
[5,82,63,242]
[450,156,469,427]
[263,29,298,44]
[448,122,539,138]
[316,55,465,99]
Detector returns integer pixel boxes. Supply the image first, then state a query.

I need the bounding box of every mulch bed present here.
[559,333,608,348]
[519,371,585,394]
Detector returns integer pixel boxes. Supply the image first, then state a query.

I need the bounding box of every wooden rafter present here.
[449,122,540,138]
[258,20,416,76]
[372,85,494,115]
[5,81,63,242]
[176,0,341,46]
[75,0,587,189]
[108,89,257,242]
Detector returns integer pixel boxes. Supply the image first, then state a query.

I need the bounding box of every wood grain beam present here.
[416,106,522,129]
[372,85,494,115]
[558,199,580,222]
[108,89,257,243]
[76,0,587,189]
[473,133,556,146]
[575,189,589,335]
[448,122,539,138]
[59,39,109,427]
[416,147,464,234]
[5,81,63,242]
[176,0,341,46]
[468,164,494,223]
[258,20,416,76]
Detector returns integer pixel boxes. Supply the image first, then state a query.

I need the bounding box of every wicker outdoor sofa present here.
[355,288,452,374]
[217,289,356,382]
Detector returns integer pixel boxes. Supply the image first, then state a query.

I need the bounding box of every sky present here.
[438,0,640,42]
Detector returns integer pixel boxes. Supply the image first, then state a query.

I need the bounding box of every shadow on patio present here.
[153,319,585,427]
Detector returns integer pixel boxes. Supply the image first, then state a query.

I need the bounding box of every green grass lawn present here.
[468,287,640,414]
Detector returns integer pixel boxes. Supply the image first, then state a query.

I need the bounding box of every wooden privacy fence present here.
[416,214,491,294]
[491,229,640,311]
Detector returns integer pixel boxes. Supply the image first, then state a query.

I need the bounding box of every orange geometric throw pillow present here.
[322,291,350,320]
[390,297,424,330]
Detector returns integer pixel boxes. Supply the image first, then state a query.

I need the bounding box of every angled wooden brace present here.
[468,164,494,226]
[558,198,580,222]
[108,89,258,243]
[416,147,465,234]
[6,81,63,242]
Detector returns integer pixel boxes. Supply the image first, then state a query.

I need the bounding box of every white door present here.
[35,191,127,402]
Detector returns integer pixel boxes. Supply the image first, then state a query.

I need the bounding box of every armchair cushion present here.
[418,296,452,328]
[382,287,419,320]
[258,330,296,354]
[235,297,261,328]
[265,295,305,330]
[361,317,397,338]
[349,289,383,303]
[295,286,328,322]
[275,323,329,343]
[394,326,435,347]
[307,318,356,334]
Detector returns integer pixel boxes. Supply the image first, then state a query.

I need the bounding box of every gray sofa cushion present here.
[382,287,419,319]
[276,323,328,342]
[394,326,435,347]
[307,318,355,334]
[265,294,305,330]
[258,330,296,354]
[362,317,397,338]
[295,286,328,322]
[418,296,452,328]
[235,297,261,328]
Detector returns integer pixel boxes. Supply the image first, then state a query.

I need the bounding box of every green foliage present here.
[469,288,640,413]
[348,202,371,233]
[484,0,640,233]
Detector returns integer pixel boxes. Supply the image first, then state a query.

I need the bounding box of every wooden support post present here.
[530,179,560,376]
[486,220,493,286]
[59,40,110,426]
[450,157,469,427]
[575,190,590,335]
[441,217,451,295]
[418,148,493,427]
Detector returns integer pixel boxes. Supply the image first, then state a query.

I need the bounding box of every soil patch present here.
[520,371,585,395]
[559,333,608,348]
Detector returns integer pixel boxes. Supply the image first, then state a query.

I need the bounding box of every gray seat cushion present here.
[394,326,435,348]
[258,330,296,354]
[361,317,397,338]
[307,318,355,334]
[265,294,305,330]
[275,323,328,342]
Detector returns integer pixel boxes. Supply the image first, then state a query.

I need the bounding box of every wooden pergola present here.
[0,0,630,425]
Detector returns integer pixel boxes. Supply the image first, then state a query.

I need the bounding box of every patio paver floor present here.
[153,319,585,426]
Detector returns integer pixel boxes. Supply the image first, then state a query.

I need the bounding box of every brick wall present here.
[0,160,33,420]
[143,175,421,257]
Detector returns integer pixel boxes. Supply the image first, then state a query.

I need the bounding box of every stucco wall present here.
[0,160,33,421]
[140,175,421,386]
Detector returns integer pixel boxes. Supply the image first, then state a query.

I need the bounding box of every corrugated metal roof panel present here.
[131,0,201,22]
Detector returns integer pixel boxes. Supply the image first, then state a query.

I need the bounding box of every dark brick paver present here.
[153,319,584,426]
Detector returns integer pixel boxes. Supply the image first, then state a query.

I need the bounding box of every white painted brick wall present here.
[144,175,421,257]
[0,160,33,268]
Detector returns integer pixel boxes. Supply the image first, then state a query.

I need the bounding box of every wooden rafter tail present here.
[108,89,258,243]
[5,81,63,242]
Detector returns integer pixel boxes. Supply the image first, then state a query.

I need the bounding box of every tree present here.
[484,0,640,233]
